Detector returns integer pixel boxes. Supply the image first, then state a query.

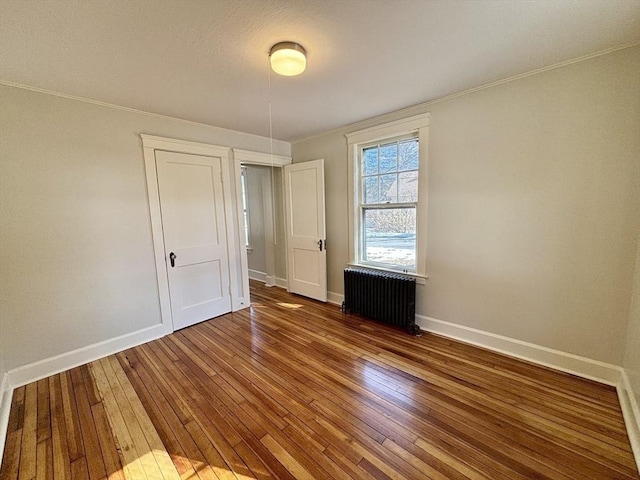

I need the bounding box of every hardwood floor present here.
[2,280,638,479]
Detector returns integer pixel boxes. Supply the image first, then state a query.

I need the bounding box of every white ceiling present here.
[1,0,639,142]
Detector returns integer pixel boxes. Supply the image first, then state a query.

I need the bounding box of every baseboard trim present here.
[327,291,344,306]
[0,371,10,466]
[265,275,276,287]
[7,323,166,390]
[415,314,621,386]
[618,370,640,473]
[248,269,267,282]
[275,277,288,289]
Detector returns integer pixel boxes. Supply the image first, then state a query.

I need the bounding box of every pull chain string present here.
[268,53,274,164]
[267,54,278,245]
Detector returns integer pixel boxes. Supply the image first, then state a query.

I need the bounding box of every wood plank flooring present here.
[2,280,638,479]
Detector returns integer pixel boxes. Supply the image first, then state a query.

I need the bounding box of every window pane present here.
[243,212,250,246]
[240,168,250,246]
[379,143,397,173]
[363,176,378,204]
[398,171,418,202]
[363,208,416,268]
[398,139,419,171]
[241,173,248,209]
[363,147,378,175]
[379,173,397,203]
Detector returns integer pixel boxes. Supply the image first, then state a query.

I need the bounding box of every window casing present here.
[346,113,429,280]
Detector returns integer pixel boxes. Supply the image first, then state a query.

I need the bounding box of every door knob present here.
[169,252,176,267]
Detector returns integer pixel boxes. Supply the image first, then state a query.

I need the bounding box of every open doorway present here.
[241,165,286,288]
[231,149,291,308]
[232,150,327,306]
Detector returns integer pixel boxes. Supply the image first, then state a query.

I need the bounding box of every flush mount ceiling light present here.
[269,42,306,76]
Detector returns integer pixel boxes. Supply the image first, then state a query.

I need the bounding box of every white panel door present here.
[156,150,232,330]
[284,159,327,302]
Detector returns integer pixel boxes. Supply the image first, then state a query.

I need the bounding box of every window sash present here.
[360,205,417,272]
[359,135,419,207]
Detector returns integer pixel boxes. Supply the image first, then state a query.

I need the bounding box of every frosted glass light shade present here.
[270,42,306,76]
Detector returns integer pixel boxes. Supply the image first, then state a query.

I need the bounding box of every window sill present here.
[347,263,428,285]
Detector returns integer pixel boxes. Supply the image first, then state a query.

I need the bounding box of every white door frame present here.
[231,149,291,306]
[141,134,239,334]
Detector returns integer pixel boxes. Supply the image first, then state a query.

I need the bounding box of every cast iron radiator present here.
[342,267,420,335]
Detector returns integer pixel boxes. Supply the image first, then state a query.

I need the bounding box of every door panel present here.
[284,159,327,302]
[290,168,320,237]
[156,150,231,330]
[293,249,320,283]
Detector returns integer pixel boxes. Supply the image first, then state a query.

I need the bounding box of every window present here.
[346,114,429,278]
[240,166,252,250]
[361,135,419,270]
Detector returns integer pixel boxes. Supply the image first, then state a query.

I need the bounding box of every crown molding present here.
[292,42,640,145]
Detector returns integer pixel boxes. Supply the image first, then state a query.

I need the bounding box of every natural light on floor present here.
[168,455,257,480]
[277,302,304,309]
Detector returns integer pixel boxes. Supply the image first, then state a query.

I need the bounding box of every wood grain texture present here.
[1,280,638,479]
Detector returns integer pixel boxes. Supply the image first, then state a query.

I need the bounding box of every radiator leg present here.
[408,324,422,336]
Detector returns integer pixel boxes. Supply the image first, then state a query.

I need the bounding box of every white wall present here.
[0,85,290,373]
[292,46,640,366]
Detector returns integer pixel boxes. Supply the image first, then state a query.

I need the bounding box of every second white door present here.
[284,159,327,302]
[156,150,232,330]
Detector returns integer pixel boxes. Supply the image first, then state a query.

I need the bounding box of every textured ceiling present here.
[1,0,639,141]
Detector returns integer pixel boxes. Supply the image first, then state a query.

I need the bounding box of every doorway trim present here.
[141,134,238,334]
[232,149,291,306]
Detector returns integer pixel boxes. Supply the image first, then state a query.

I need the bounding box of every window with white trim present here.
[347,113,429,278]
